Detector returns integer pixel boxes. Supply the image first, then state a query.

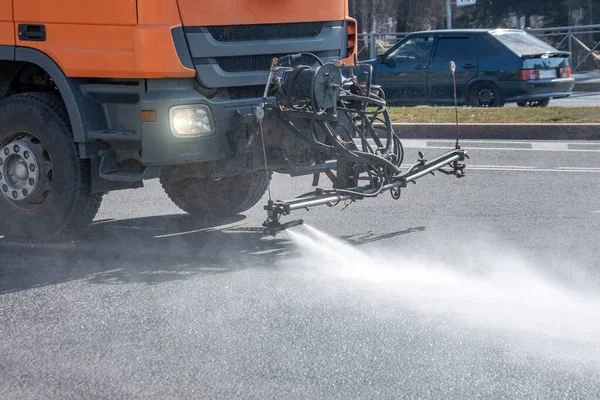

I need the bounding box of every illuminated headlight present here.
[169,105,214,137]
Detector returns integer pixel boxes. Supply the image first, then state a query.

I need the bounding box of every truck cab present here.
[0,0,356,241]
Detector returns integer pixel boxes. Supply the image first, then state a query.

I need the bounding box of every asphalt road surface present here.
[2,139,600,399]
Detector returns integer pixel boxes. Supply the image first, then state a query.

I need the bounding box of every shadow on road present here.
[0,213,426,293]
[339,227,426,246]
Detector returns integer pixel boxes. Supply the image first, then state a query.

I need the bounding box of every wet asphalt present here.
[1,140,600,399]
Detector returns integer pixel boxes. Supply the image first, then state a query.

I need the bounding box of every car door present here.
[427,36,479,105]
[372,35,435,105]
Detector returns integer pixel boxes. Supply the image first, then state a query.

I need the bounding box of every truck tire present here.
[0,92,102,242]
[160,170,271,221]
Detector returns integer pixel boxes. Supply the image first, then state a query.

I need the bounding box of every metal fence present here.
[528,24,600,72]
[358,24,600,72]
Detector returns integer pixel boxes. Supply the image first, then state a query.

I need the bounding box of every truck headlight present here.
[169,105,214,137]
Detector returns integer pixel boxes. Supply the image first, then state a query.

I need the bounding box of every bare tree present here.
[396,0,411,32]
[398,0,446,31]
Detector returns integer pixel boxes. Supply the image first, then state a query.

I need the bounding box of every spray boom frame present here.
[257,55,469,236]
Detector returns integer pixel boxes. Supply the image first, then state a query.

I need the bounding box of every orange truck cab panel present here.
[12,0,195,78]
[8,0,355,79]
[0,0,356,165]
[0,1,14,46]
[177,0,344,26]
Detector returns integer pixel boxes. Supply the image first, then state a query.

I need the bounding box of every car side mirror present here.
[376,54,386,64]
[385,57,397,68]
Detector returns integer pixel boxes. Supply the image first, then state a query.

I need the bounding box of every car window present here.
[433,37,471,61]
[472,35,505,58]
[387,37,435,62]
[433,35,505,61]
[491,30,557,55]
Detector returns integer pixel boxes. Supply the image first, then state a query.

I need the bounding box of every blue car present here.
[363,29,575,107]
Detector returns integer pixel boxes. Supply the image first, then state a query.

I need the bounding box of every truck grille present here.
[207,22,324,42]
[215,54,319,73]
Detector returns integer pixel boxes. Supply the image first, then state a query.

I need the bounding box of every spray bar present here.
[262,148,468,235]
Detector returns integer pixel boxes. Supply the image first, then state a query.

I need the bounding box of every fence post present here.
[568,29,573,68]
[369,32,376,60]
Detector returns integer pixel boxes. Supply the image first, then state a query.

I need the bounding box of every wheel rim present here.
[477,87,495,107]
[0,132,54,211]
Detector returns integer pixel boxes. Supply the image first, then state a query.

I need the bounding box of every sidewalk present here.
[574,72,600,92]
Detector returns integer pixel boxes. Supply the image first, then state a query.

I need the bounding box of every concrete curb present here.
[574,81,600,92]
[392,123,600,140]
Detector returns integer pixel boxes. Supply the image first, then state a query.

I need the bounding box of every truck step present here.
[89,130,139,141]
[98,149,159,182]
[100,170,144,182]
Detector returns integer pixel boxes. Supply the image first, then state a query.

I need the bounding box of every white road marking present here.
[557,167,600,170]
[197,267,229,272]
[154,228,209,238]
[109,225,164,231]
[468,167,600,173]
[432,140,600,146]
[420,145,600,153]
[531,142,569,150]
[90,219,116,226]
[401,139,428,148]
[593,211,600,213]
[355,139,600,152]
[461,164,537,169]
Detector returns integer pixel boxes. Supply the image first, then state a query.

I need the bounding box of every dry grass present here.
[387,106,600,124]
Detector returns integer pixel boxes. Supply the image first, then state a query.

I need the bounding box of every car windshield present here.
[387,37,434,62]
[492,30,558,55]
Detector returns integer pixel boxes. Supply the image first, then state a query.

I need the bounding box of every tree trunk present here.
[586,0,593,24]
[396,0,410,32]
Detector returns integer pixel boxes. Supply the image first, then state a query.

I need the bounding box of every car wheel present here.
[517,98,550,107]
[469,82,504,108]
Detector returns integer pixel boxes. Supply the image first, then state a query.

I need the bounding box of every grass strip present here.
[387,106,600,124]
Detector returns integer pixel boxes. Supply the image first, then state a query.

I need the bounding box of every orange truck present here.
[0,0,361,241]
[0,0,467,241]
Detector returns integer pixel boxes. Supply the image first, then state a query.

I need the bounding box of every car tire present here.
[469,82,504,108]
[160,168,271,222]
[0,92,103,242]
[517,98,550,107]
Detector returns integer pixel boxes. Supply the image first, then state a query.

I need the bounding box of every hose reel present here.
[277,63,342,110]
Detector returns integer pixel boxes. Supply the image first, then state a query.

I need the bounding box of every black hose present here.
[323,121,401,174]
[279,52,324,67]
[281,66,315,103]
[297,52,324,66]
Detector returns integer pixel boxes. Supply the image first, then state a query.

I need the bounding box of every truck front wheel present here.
[0,93,102,242]
[160,169,271,221]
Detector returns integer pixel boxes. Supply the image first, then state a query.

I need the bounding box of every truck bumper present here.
[139,79,259,166]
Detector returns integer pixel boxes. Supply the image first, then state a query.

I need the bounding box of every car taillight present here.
[518,69,540,80]
[560,67,572,78]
